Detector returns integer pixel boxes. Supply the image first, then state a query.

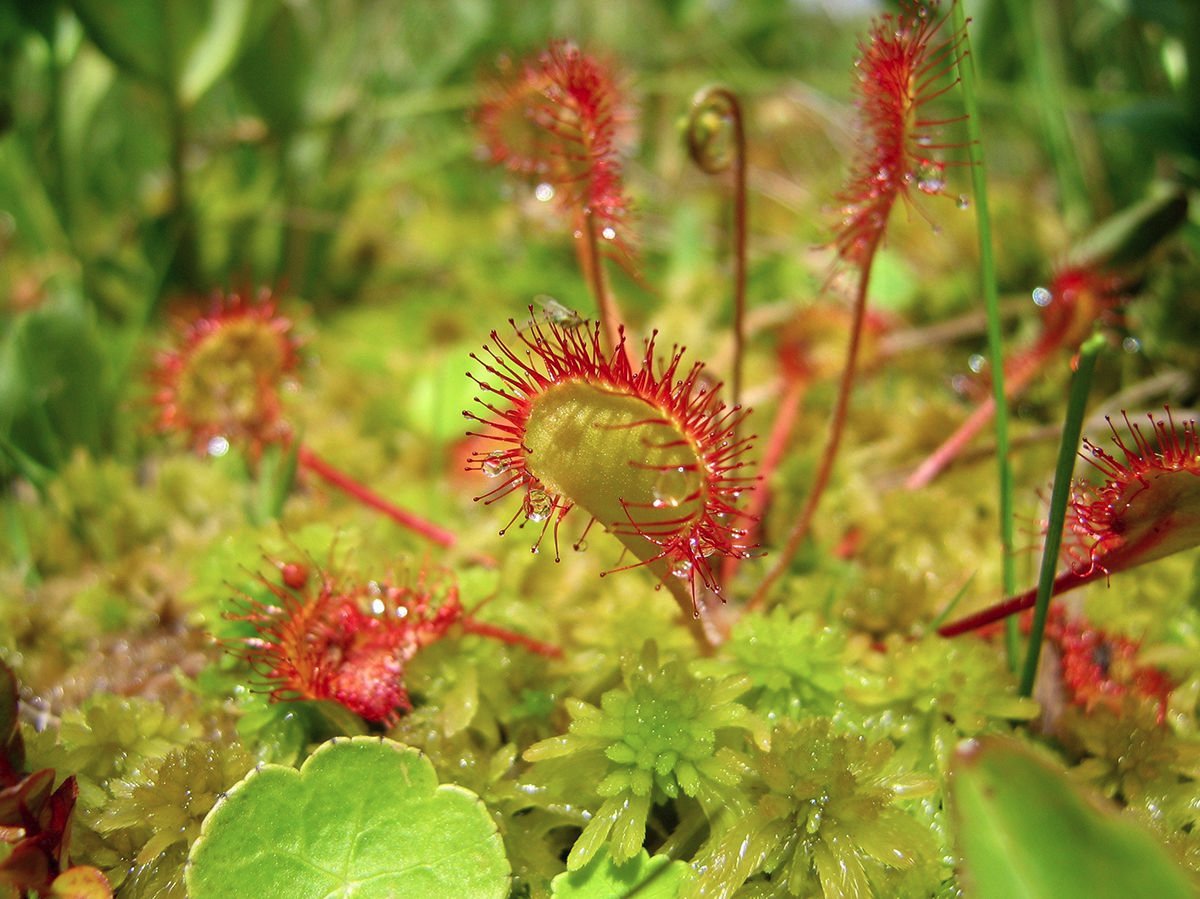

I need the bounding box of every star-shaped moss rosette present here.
[691,608,850,720]
[847,637,1039,776]
[224,558,559,727]
[186,737,510,899]
[464,317,756,646]
[522,641,768,871]
[941,409,1200,637]
[687,717,939,898]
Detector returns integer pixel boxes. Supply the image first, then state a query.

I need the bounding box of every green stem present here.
[1018,331,1106,697]
[1003,0,1091,224]
[954,1,1020,665]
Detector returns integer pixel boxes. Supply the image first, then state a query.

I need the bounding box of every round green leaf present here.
[186,736,511,899]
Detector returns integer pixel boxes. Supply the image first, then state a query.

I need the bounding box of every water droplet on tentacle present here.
[524,488,553,522]
[652,466,692,508]
[482,451,511,478]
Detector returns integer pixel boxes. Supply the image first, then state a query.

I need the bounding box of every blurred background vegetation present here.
[1,0,1198,482]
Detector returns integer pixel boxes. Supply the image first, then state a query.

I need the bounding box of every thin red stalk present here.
[578,206,628,362]
[904,347,1046,488]
[730,105,747,413]
[723,377,805,584]
[296,444,459,548]
[937,565,1096,637]
[686,87,749,412]
[749,247,877,609]
[459,618,563,658]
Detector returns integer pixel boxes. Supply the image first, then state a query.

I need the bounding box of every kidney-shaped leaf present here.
[951,736,1195,899]
[186,736,510,899]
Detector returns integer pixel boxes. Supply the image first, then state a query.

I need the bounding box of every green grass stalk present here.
[953,1,1020,665]
[1018,331,1106,697]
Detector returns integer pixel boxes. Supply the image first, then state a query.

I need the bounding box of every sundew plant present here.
[3,1,1200,897]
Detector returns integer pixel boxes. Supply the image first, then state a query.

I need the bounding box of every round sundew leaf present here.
[550,847,688,899]
[186,736,510,899]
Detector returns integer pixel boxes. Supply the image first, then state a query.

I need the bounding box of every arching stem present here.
[296,444,460,548]
[460,618,563,658]
[686,86,748,413]
[936,567,1097,638]
[905,347,1048,489]
[749,243,878,609]
[577,207,627,362]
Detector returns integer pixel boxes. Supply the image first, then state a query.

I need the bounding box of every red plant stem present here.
[749,248,878,609]
[459,618,563,658]
[687,87,748,414]
[905,344,1050,489]
[723,377,805,584]
[577,207,627,362]
[296,444,459,548]
[937,566,1097,637]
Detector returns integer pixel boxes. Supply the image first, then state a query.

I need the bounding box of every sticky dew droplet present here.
[524,488,553,522]
[671,558,693,579]
[1032,286,1053,307]
[915,161,946,195]
[482,451,511,478]
[652,466,692,509]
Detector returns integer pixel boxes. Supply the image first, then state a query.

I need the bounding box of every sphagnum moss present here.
[523,640,768,870]
[688,717,939,898]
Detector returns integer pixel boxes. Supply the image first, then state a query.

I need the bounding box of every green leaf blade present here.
[951,737,1196,899]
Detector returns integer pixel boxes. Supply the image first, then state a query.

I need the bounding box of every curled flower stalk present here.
[225,559,560,726]
[478,40,634,355]
[150,289,458,547]
[464,317,756,647]
[686,85,748,414]
[940,409,1200,636]
[753,0,967,607]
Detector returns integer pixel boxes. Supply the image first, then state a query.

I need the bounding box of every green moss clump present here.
[688,717,939,898]
[524,641,768,870]
[848,636,1040,773]
[692,608,852,720]
[91,739,253,893]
